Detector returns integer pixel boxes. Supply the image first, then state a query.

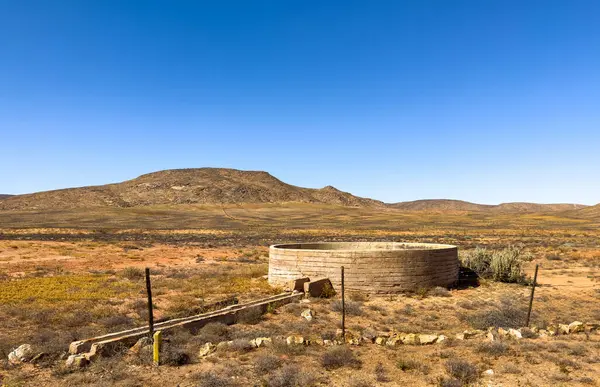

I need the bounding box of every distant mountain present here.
[389,199,587,213]
[565,203,600,219]
[0,194,13,200]
[0,168,384,210]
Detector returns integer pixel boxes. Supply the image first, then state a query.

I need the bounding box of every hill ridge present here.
[0,168,383,210]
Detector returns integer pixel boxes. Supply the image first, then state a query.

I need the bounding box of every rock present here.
[375,337,387,345]
[530,326,539,333]
[301,309,314,322]
[250,337,272,348]
[323,339,333,346]
[286,335,305,345]
[288,277,310,292]
[198,342,216,357]
[508,328,522,340]
[299,299,311,304]
[463,329,483,339]
[455,333,465,341]
[568,321,584,334]
[418,334,438,345]
[546,325,558,336]
[436,335,448,344]
[386,336,402,346]
[65,354,89,368]
[303,278,335,298]
[346,337,360,346]
[538,329,548,338]
[486,332,496,342]
[30,352,48,364]
[311,338,325,346]
[558,324,570,335]
[401,333,418,345]
[483,369,494,376]
[498,328,509,337]
[8,344,34,364]
[585,322,599,332]
[129,337,152,355]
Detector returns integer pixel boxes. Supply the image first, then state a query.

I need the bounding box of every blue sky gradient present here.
[1,1,599,204]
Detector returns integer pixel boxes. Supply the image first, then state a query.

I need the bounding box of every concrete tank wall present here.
[268,242,459,294]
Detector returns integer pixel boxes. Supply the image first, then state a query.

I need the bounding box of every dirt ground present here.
[0,229,599,387]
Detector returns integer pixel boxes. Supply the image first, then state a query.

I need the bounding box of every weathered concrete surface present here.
[287,277,310,292]
[303,277,334,297]
[269,242,459,293]
[69,291,303,361]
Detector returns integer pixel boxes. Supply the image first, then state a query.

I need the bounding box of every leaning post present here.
[145,268,154,338]
[525,264,539,327]
[341,266,345,341]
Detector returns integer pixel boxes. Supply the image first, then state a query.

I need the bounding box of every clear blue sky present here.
[1,1,599,205]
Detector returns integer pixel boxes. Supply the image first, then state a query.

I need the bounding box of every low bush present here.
[321,346,362,369]
[254,353,282,374]
[476,341,509,356]
[194,370,233,387]
[445,359,479,384]
[459,296,528,329]
[331,300,363,316]
[265,364,317,387]
[120,267,144,281]
[429,287,451,297]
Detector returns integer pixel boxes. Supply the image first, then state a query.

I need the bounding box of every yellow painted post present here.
[153,330,162,366]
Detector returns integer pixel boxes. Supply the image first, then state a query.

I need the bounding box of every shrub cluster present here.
[460,246,532,284]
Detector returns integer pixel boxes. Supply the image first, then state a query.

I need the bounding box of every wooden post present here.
[525,264,539,327]
[153,330,162,366]
[341,266,345,342]
[145,268,154,338]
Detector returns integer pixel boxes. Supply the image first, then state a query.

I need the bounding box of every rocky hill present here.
[0,194,13,200]
[565,203,600,219]
[390,199,587,213]
[0,168,384,210]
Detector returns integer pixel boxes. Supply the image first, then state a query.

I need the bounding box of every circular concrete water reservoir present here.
[268,242,459,294]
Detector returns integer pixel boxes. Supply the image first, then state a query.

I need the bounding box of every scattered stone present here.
[436,335,447,344]
[418,334,438,345]
[8,344,34,364]
[558,324,570,335]
[585,322,599,332]
[286,335,305,345]
[508,328,522,340]
[129,337,152,355]
[346,337,361,346]
[538,329,548,338]
[401,333,418,345]
[546,326,558,336]
[301,309,314,322]
[386,336,402,346]
[30,352,48,364]
[568,321,584,334]
[250,337,272,348]
[375,337,387,345]
[455,333,465,341]
[323,339,333,346]
[463,329,484,339]
[198,342,216,357]
[498,328,509,337]
[300,299,311,304]
[65,354,89,368]
[486,332,496,342]
[483,369,495,376]
[303,278,335,298]
[530,326,539,333]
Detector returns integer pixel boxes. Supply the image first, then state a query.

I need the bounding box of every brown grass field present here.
[0,204,599,386]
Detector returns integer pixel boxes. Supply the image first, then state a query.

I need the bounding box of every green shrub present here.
[460,246,531,284]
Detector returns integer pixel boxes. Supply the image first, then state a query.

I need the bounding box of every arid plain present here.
[0,169,599,386]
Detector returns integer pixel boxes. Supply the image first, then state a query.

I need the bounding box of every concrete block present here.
[288,277,310,292]
[303,278,335,298]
